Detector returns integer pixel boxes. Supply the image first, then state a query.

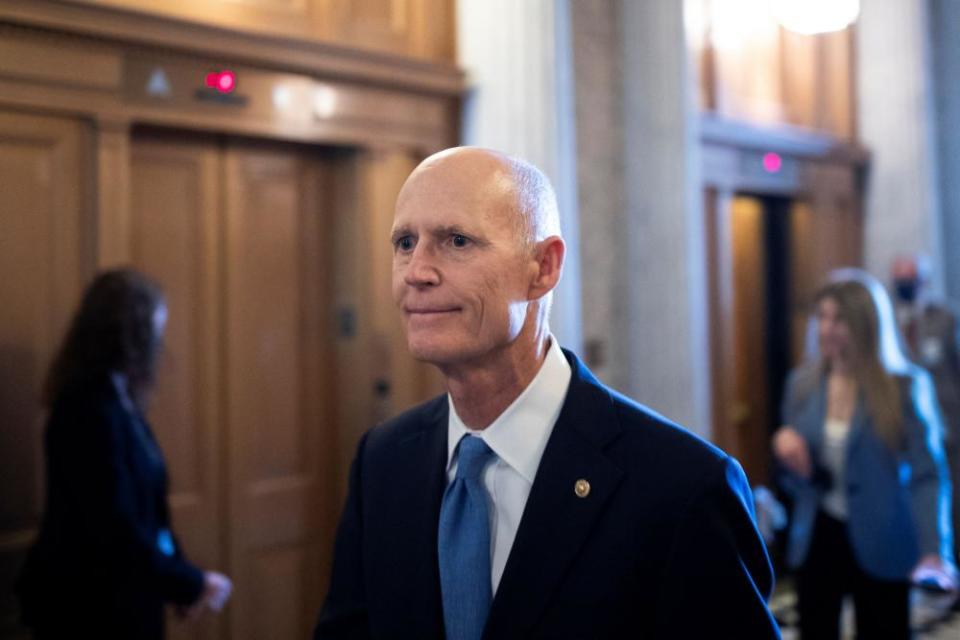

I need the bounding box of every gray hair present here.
[508,157,562,252]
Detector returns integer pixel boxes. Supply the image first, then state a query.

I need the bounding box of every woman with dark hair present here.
[16,268,231,639]
[773,269,956,639]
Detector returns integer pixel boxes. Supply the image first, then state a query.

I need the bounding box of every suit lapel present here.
[385,397,449,638]
[484,353,625,638]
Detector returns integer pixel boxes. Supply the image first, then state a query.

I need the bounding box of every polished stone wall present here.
[930,0,960,303]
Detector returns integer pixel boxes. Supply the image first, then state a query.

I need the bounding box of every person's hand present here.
[772,426,812,480]
[911,555,958,593]
[181,571,233,620]
[203,571,232,611]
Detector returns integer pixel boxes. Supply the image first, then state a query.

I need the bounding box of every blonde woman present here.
[773,269,955,639]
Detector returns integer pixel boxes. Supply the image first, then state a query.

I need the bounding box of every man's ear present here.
[528,235,565,300]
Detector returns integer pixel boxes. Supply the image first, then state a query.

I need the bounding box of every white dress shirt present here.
[445,338,572,595]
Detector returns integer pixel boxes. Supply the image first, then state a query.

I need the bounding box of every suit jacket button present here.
[575,479,591,498]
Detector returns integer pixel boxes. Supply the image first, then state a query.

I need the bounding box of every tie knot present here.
[456,435,494,481]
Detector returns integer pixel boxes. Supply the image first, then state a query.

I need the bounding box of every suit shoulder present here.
[605,388,728,469]
[363,393,447,451]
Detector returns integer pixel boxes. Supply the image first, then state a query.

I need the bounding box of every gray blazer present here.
[780,362,953,580]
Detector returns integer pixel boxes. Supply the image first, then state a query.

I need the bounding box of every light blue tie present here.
[438,435,495,640]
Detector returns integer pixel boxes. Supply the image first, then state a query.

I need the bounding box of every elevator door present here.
[709,191,862,486]
[130,132,338,640]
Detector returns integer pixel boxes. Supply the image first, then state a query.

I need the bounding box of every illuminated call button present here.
[195,70,247,106]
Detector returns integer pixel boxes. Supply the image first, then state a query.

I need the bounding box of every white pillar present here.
[456,0,584,353]
[857,0,944,294]
[930,0,960,302]
[617,0,711,437]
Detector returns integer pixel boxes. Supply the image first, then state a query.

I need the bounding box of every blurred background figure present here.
[773,270,955,640]
[14,269,231,640]
[891,254,960,575]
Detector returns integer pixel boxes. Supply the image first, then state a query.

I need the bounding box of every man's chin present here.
[406,338,473,367]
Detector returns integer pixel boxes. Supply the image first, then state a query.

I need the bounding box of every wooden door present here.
[0,110,90,637]
[707,193,771,483]
[129,134,339,639]
[222,142,336,640]
[129,134,226,640]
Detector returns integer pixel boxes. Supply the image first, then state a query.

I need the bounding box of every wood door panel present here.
[323,0,413,54]
[129,134,225,640]
[225,142,330,640]
[730,195,769,483]
[225,150,307,480]
[0,110,88,635]
[250,547,304,639]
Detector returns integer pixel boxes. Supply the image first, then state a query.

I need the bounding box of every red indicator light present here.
[218,71,236,93]
[762,152,782,174]
[205,70,237,94]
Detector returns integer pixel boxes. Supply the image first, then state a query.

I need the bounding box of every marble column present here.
[456,0,584,353]
[616,0,711,436]
[930,0,960,302]
[857,0,944,294]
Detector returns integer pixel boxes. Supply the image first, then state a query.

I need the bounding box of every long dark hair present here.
[43,268,165,409]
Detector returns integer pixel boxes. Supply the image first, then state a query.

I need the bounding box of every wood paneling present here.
[819,29,854,139]
[0,110,89,636]
[714,27,785,125]
[331,149,443,500]
[96,120,132,268]
[730,195,770,483]
[322,0,412,55]
[0,28,120,91]
[129,134,224,640]
[224,142,334,640]
[0,2,463,96]
[780,28,818,129]
[689,0,856,140]
[62,0,455,63]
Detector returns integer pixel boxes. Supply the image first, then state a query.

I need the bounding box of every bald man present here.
[315,148,780,639]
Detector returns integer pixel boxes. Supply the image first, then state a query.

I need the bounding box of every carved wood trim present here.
[0,0,463,95]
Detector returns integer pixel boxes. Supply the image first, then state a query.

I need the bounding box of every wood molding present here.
[0,23,459,152]
[0,0,464,95]
[94,119,131,267]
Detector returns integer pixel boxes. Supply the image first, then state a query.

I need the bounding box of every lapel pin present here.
[574,479,591,498]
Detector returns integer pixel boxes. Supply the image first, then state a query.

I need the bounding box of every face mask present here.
[894,279,917,303]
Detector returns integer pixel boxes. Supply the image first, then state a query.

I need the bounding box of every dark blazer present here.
[16,375,204,640]
[316,350,779,639]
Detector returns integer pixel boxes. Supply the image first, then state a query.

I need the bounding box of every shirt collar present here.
[447,338,572,483]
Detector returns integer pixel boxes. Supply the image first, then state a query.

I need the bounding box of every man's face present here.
[391,158,536,366]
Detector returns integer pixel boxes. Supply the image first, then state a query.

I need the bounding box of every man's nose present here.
[404,245,440,287]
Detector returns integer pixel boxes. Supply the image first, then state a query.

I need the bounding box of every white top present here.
[445,338,572,595]
[821,416,852,520]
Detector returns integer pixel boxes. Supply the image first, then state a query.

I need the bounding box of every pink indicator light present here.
[762,152,782,174]
[205,71,237,94]
[217,71,236,93]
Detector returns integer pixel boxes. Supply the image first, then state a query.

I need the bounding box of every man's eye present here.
[395,236,414,251]
[451,234,469,248]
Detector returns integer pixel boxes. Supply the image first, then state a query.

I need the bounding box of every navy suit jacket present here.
[316,350,780,638]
